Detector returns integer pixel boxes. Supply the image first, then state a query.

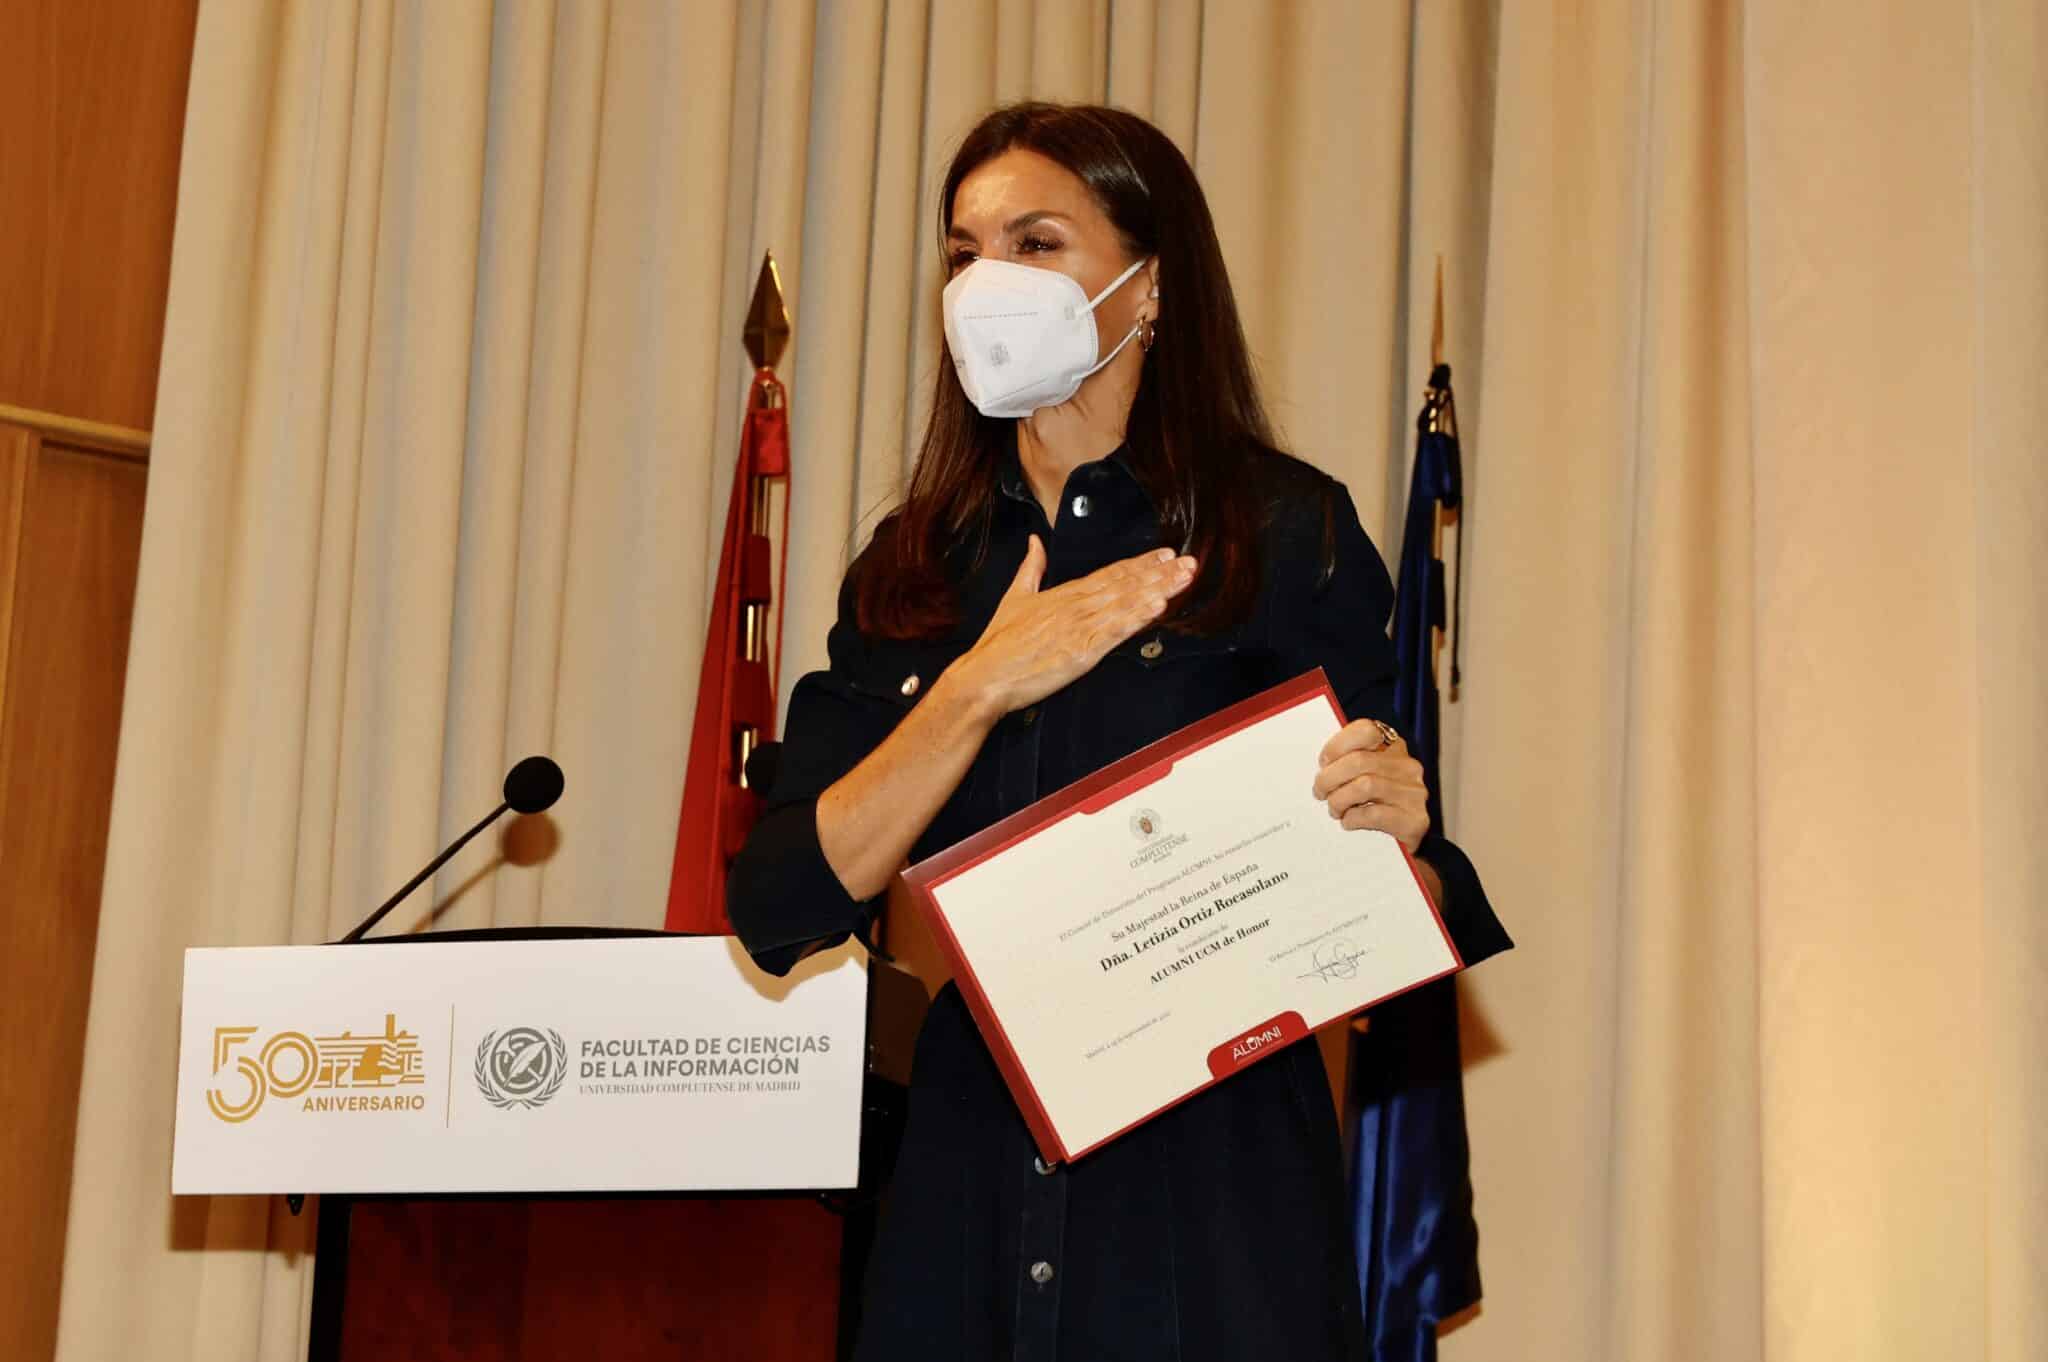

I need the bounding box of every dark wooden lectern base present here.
[314,1194,846,1361]
[302,926,921,1362]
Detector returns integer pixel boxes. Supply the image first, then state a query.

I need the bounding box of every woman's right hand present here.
[814,537,1192,902]
[947,536,1198,717]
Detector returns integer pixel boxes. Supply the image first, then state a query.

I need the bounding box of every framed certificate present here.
[901,670,1464,1166]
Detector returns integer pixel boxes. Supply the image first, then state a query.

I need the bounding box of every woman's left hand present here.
[1313,720,1430,852]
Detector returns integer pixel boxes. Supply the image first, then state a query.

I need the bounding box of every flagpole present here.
[1426,258,1460,703]
[1346,255,1482,1358]
[736,254,792,791]
[665,253,793,934]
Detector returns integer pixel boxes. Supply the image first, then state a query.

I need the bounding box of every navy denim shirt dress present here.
[730,446,1510,1362]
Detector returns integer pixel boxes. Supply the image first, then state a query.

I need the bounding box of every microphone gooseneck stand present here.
[289,756,565,1221]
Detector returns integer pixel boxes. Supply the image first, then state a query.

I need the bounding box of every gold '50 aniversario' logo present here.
[207,1013,427,1122]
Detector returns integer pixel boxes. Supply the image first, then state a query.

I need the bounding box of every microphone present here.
[337,756,565,943]
[503,754,565,814]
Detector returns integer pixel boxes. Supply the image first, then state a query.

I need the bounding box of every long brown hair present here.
[854,102,1276,638]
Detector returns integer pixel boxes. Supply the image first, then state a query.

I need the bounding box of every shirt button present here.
[1070,494,1091,519]
[1020,706,1038,726]
[1029,1260,1055,1284]
[1033,1155,1056,1175]
[1139,638,1164,660]
[899,674,920,697]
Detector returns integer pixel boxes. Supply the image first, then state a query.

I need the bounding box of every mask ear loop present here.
[1072,255,1153,318]
[1079,318,1146,379]
[1072,256,1155,378]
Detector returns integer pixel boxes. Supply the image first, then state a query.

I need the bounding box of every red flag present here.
[665,369,790,933]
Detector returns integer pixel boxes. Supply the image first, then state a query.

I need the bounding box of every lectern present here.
[173,927,927,1361]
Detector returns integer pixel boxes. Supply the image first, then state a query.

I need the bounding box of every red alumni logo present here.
[1204,1011,1308,1081]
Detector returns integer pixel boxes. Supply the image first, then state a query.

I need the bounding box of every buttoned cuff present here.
[1418,833,1513,967]
[727,798,877,977]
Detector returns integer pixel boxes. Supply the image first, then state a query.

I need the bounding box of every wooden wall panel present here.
[0,439,148,1362]
[0,0,191,1351]
[0,0,200,430]
[0,428,30,691]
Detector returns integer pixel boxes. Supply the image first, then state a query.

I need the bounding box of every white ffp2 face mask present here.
[942,255,1151,418]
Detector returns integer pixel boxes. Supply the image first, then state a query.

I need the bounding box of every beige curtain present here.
[57,2,2045,1360]
[1452,4,2047,1360]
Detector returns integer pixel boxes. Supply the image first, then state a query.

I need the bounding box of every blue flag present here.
[1347,362,1480,1359]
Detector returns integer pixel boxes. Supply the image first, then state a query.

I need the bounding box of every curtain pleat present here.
[1974,8,2048,1362]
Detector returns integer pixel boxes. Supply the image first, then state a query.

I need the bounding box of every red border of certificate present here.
[899,668,1462,1166]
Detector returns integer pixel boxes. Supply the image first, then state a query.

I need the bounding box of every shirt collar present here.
[996,443,1159,519]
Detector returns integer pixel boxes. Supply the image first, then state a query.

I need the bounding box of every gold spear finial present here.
[1430,253,1445,371]
[743,251,791,372]
[1424,255,1454,438]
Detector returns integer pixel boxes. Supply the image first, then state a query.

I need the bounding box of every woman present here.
[730,102,1510,1362]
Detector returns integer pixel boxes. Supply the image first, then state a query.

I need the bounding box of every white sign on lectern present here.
[172,936,867,1195]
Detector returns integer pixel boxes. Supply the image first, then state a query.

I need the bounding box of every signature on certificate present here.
[1299,937,1372,983]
